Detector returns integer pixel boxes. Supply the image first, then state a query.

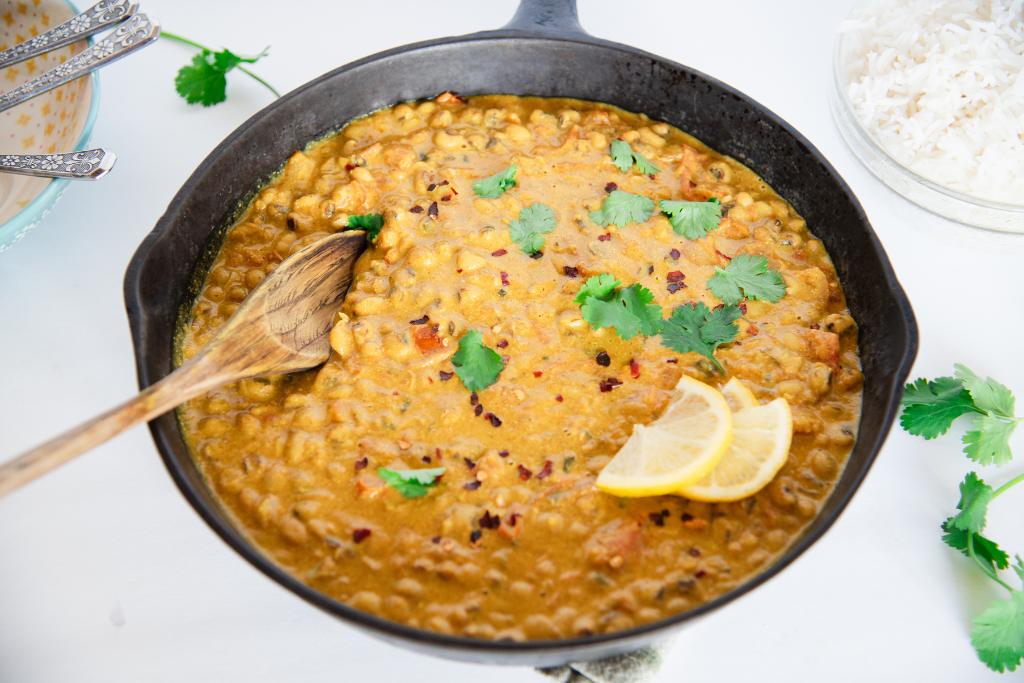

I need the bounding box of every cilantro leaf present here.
[509,202,556,254]
[659,198,722,240]
[956,364,1016,418]
[942,519,1010,572]
[950,472,995,534]
[590,190,654,228]
[707,254,786,305]
[971,591,1024,673]
[900,376,979,439]
[963,414,1017,466]
[660,302,741,372]
[451,330,504,392]
[348,213,384,241]
[473,165,517,198]
[574,273,621,305]
[172,43,273,107]
[378,467,446,498]
[609,139,659,175]
[580,282,662,340]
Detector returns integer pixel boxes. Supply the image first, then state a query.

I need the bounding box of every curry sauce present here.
[178,94,862,640]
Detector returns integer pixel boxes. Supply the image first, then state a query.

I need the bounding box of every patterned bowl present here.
[0,0,100,252]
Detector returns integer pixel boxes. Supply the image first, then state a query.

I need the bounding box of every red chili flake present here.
[739,302,748,314]
[713,303,725,311]
[695,569,707,579]
[715,249,732,262]
[648,264,655,275]
[563,265,579,278]
[496,339,509,348]
[435,448,442,458]
[667,271,686,282]
[464,457,476,469]
[500,271,510,287]
[649,510,669,527]
[669,248,681,260]
[431,536,442,544]
[604,181,618,193]
[474,404,484,417]
[681,512,694,522]
[409,314,430,325]
[747,324,759,336]
[499,450,510,458]
[595,351,611,367]
[508,512,521,527]
[555,394,564,402]
[629,358,640,379]
[422,455,432,464]
[354,456,369,471]
[666,358,679,364]
[491,248,507,257]
[456,269,463,274]
[352,528,372,543]
[345,162,356,171]
[688,547,702,557]
[486,413,502,427]
[413,324,444,353]
[518,464,533,480]
[428,202,439,218]
[470,529,483,544]
[427,182,437,191]
[529,251,544,260]
[599,377,623,392]
[667,282,686,294]
[536,460,554,479]
[441,194,452,202]
[809,322,820,330]
[470,392,479,406]
[439,370,454,381]
[464,480,482,491]
[439,179,450,187]
[689,180,697,188]
[479,510,501,529]
[597,233,612,242]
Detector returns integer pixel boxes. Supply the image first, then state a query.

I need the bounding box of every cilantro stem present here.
[993,471,1024,500]
[161,31,281,98]
[968,532,1015,592]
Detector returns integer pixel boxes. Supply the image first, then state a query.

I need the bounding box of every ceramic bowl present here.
[0,0,100,251]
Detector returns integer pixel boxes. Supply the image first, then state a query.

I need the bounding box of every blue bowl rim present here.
[0,0,101,241]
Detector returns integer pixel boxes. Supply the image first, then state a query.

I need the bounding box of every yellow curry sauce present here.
[179,94,862,640]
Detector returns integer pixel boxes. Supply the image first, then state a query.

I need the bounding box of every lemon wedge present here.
[720,377,758,411]
[678,394,792,502]
[596,375,733,497]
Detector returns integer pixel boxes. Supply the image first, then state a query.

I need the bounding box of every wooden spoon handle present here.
[0,357,225,498]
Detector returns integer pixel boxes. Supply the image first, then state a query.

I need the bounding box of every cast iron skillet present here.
[124,0,918,667]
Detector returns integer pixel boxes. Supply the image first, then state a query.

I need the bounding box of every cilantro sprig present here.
[575,275,662,340]
[348,213,384,241]
[659,198,722,240]
[900,366,1024,672]
[590,190,654,228]
[707,254,787,305]
[659,302,741,372]
[163,31,279,107]
[473,165,517,198]
[509,202,556,254]
[378,467,446,498]
[609,139,659,175]
[451,330,504,392]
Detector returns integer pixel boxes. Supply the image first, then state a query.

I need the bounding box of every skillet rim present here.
[123,27,919,663]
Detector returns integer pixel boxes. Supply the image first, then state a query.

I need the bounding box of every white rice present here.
[838,0,1024,205]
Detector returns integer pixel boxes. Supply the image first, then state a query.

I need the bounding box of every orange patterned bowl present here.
[0,0,100,251]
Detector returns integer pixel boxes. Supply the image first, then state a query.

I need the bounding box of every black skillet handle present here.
[503,0,588,36]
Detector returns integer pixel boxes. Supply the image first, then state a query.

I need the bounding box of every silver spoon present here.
[0,148,116,180]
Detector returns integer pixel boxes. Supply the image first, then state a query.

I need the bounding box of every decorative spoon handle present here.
[0,148,116,179]
[0,0,139,70]
[0,13,159,115]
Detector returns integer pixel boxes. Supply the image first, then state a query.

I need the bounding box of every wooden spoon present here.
[0,231,367,498]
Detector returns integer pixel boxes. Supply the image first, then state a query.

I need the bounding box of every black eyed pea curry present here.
[179,94,862,641]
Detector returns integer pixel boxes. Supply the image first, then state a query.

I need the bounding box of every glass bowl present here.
[0,0,101,252]
[830,12,1024,234]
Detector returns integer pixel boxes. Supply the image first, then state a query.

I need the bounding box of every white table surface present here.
[2,1,1022,681]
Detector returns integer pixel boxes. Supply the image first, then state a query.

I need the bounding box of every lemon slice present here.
[596,375,733,497]
[678,397,792,502]
[720,377,757,411]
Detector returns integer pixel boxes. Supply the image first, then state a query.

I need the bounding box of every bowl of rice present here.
[831,0,1024,232]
